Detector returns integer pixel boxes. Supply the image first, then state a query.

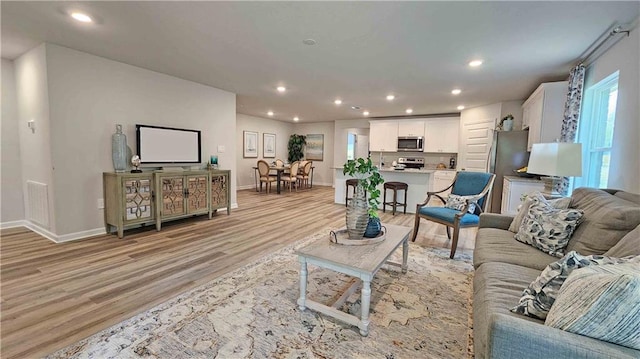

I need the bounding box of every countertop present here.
[504,175,543,183]
[333,166,457,174]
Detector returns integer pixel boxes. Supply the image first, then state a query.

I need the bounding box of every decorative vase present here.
[346,182,369,239]
[503,118,514,131]
[112,124,128,173]
[364,216,381,238]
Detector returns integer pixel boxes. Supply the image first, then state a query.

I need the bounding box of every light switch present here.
[217,145,225,153]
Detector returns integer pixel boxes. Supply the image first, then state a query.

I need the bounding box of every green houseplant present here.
[343,157,385,238]
[287,134,306,163]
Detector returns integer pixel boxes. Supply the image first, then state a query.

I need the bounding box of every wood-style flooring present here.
[0,186,476,358]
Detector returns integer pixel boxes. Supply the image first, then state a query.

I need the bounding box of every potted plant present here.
[498,114,515,131]
[287,134,306,163]
[343,157,385,239]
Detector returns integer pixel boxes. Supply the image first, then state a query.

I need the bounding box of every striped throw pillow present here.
[545,262,640,350]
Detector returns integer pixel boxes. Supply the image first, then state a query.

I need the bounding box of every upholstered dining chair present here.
[297,161,313,189]
[282,161,300,192]
[257,160,278,194]
[275,159,284,167]
[411,171,496,259]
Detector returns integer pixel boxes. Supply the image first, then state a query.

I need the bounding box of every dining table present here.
[252,164,315,194]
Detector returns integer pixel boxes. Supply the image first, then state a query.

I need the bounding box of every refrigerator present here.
[488,130,531,213]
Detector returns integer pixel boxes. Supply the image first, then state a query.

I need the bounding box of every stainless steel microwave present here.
[397,136,424,152]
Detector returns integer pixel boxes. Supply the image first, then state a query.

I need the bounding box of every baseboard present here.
[55,227,106,243]
[0,220,28,229]
[238,183,333,191]
[22,222,59,243]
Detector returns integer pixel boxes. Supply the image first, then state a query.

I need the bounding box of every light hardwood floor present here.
[0,186,476,358]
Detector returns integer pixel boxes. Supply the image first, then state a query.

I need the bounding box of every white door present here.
[459,104,500,172]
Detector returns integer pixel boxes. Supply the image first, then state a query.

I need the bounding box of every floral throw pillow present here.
[444,194,479,214]
[511,251,637,320]
[514,193,584,257]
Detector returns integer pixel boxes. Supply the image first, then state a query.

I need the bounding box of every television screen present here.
[136,125,202,164]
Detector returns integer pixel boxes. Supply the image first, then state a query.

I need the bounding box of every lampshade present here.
[527,142,583,177]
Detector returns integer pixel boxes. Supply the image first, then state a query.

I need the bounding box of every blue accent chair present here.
[411,171,496,259]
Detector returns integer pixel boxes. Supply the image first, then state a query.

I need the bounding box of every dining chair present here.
[297,161,313,189]
[411,171,496,259]
[275,159,284,167]
[257,160,278,194]
[282,161,300,192]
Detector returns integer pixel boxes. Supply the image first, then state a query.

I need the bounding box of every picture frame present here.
[243,131,258,158]
[263,133,276,158]
[305,134,324,161]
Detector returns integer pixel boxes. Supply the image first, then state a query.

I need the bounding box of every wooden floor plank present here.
[0,186,476,358]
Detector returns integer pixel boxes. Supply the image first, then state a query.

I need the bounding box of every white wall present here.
[585,28,640,193]
[334,118,372,168]
[15,43,237,237]
[1,59,25,224]
[15,44,57,232]
[500,100,524,130]
[294,121,335,186]
[236,114,293,189]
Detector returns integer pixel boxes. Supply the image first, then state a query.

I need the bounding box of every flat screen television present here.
[136,124,202,164]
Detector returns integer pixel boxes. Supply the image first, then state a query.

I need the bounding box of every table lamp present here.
[527,142,582,195]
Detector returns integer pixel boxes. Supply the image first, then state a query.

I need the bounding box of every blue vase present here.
[364,217,381,238]
[112,124,128,173]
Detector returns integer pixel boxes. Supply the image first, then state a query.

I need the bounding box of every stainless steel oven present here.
[397,136,424,152]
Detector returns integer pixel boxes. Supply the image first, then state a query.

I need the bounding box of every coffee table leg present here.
[359,280,371,336]
[297,257,308,310]
[402,239,408,274]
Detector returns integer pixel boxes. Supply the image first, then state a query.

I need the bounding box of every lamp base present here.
[540,176,561,196]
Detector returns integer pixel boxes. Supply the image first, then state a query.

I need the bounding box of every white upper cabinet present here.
[424,117,460,153]
[369,121,398,152]
[522,81,568,151]
[398,121,425,137]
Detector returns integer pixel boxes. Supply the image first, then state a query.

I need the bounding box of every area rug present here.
[49,230,474,359]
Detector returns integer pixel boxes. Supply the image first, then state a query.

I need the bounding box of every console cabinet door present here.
[123,176,155,222]
[210,171,230,211]
[158,175,186,218]
[186,174,209,213]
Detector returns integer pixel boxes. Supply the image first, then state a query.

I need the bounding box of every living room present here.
[2,2,640,358]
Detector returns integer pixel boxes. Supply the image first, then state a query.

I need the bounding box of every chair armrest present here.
[478,213,514,230]
[488,313,640,359]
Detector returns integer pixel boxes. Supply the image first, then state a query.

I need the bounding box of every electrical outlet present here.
[97,198,104,209]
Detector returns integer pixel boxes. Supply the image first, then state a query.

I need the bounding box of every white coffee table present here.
[296,224,410,336]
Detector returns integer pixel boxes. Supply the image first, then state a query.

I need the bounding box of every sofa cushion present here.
[473,262,542,358]
[605,225,640,258]
[418,206,479,225]
[615,190,640,205]
[473,228,558,270]
[566,188,640,256]
[514,194,584,257]
[511,251,633,320]
[508,195,571,232]
[545,262,640,350]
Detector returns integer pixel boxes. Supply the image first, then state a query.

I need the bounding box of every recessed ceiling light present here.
[468,59,483,67]
[363,111,370,116]
[267,111,274,116]
[334,99,342,105]
[457,105,465,110]
[351,106,361,110]
[451,89,462,95]
[302,39,317,46]
[293,116,299,122]
[386,95,395,101]
[405,108,413,114]
[277,86,286,92]
[71,12,93,23]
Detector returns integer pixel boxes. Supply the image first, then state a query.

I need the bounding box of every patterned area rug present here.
[49,230,474,359]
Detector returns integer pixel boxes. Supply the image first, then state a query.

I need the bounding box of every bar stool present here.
[345,179,359,207]
[383,181,408,215]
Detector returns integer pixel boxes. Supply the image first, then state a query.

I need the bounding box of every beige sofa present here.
[472,188,640,359]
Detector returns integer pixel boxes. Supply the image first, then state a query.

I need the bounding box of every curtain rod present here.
[578,22,634,65]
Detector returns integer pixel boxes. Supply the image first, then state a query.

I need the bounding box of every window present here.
[576,71,619,189]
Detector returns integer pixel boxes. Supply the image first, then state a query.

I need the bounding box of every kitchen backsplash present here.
[370,151,457,169]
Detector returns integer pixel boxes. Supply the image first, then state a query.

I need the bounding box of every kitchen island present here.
[334,167,436,214]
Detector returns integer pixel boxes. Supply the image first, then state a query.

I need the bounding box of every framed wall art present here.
[305,134,324,161]
[243,131,258,158]
[263,133,276,158]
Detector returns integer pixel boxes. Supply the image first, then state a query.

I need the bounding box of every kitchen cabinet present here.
[424,117,460,153]
[369,121,398,152]
[398,120,425,137]
[522,81,568,151]
[429,170,456,205]
[501,176,544,215]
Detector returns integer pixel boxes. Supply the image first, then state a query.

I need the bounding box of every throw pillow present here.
[604,224,640,258]
[445,194,478,214]
[545,262,640,350]
[510,251,636,320]
[508,193,571,232]
[514,193,584,257]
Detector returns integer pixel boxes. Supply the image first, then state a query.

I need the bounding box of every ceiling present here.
[2,2,639,123]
